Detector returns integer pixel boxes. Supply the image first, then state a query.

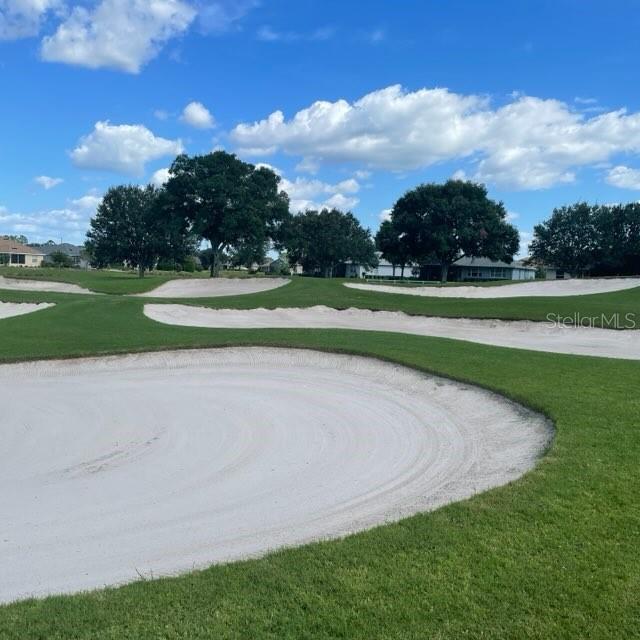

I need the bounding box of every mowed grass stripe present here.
[1,273,640,326]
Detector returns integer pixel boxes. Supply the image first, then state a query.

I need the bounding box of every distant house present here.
[539,266,572,280]
[344,253,536,281]
[453,257,536,281]
[0,238,45,267]
[343,254,418,279]
[36,242,89,268]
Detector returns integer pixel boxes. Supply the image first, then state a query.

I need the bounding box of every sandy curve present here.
[0,348,550,603]
[144,305,640,361]
[0,301,54,320]
[0,276,93,295]
[345,277,640,298]
[135,277,290,298]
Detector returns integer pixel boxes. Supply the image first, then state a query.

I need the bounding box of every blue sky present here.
[1,0,640,254]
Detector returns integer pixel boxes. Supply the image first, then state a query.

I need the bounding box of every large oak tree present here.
[162,151,289,276]
[390,180,520,282]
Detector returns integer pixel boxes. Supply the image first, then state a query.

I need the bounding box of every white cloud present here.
[605,165,640,190]
[0,0,61,40]
[70,121,183,176]
[378,208,392,222]
[1,205,87,244]
[196,0,259,34]
[231,84,640,190]
[71,193,102,211]
[154,109,170,120]
[41,0,196,73]
[575,96,598,105]
[150,167,171,186]
[279,174,361,212]
[181,101,215,129]
[256,25,280,42]
[254,162,281,176]
[517,230,533,259]
[0,189,106,244]
[295,157,320,174]
[256,24,335,43]
[323,193,358,210]
[34,175,63,189]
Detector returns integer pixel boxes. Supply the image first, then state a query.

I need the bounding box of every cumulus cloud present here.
[34,175,63,189]
[71,193,102,211]
[0,0,61,40]
[180,101,215,129]
[41,0,196,73]
[231,84,640,190]
[70,121,183,176]
[0,203,90,244]
[150,167,171,186]
[279,174,361,212]
[605,165,640,190]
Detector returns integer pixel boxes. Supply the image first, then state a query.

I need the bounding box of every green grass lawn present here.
[0,267,272,295]
[0,285,639,638]
[3,271,639,326]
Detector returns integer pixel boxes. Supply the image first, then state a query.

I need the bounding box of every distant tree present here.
[280,208,377,277]
[227,239,268,270]
[86,185,164,277]
[529,203,599,276]
[48,251,73,268]
[162,151,290,277]
[391,180,519,282]
[531,201,640,276]
[375,219,412,277]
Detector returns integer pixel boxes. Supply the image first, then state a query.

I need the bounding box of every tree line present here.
[86,151,524,282]
[529,202,640,276]
[86,150,639,282]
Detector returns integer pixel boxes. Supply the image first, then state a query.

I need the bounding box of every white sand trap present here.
[145,305,640,361]
[0,348,550,603]
[0,301,54,320]
[0,275,93,295]
[136,277,290,298]
[345,277,640,298]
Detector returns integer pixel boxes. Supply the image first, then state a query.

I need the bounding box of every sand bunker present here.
[136,277,290,298]
[0,301,54,320]
[0,348,550,603]
[145,305,640,361]
[345,277,640,298]
[0,276,93,295]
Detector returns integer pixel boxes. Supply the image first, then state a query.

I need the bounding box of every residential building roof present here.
[453,256,535,270]
[35,242,84,258]
[0,238,45,256]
